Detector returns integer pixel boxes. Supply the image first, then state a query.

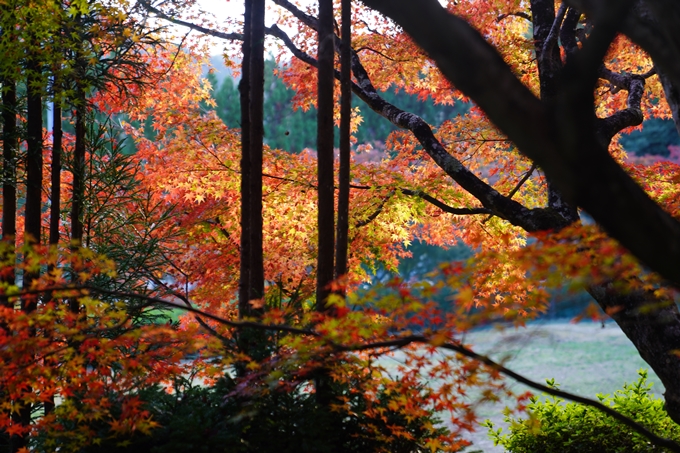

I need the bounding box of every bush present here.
[34,373,458,453]
[486,370,680,452]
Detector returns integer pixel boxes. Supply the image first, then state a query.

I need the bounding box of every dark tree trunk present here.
[237,0,267,365]
[335,0,351,283]
[314,1,340,451]
[316,0,335,310]
[44,89,61,417]
[1,76,17,453]
[248,0,265,306]
[50,95,62,250]
[531,0,580,224]
[238,0,252,317]
[17,54,43,453]
[2,81,16,289]
[24,61,43,307]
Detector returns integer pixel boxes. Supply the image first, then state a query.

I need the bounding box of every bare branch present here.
[139,0,243,40]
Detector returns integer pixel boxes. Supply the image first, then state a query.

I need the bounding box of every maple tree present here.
[131,0,680,449]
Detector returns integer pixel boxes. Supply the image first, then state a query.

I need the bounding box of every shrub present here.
[486,370,680,452]
[34,373,458,452]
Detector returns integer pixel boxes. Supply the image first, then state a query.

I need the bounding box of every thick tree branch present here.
[271,0,319,30]
[359,0,680,290]
[597,71,645,142]
[559,7,582,57]
[565,0,680,133]
[346,48,566,231]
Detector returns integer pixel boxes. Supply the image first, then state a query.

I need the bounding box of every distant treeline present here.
[205,60,469,153]
[205,60,680,156]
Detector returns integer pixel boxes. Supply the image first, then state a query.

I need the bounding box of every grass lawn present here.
[442,320,663,452]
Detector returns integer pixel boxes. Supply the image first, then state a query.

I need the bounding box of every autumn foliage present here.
[1,0,680,451]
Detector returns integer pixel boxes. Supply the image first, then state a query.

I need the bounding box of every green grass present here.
[459,320,664,452]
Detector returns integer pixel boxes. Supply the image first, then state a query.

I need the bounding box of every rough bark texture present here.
[315,2,338,451]
[589,285,680,423]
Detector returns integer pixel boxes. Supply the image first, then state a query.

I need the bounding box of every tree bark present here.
[335,0,351,283]
[24,56,43,307]
[238,0,252,318]
[237,0,267,365]
[248,0,265,306]
[50,93,62,251]
[2,81,16,288]
[316,0,335,309]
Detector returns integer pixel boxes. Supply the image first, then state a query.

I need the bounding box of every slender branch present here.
[355,191,394,228]
[139,1,243,40]
[541,3,568,62]
[507,163,537,200]
[483,163,537,223]
[398,189,491,215]
[496,12,532,22]
[151,277,232,344]
[271,0,319,30]
[349,183,490,215]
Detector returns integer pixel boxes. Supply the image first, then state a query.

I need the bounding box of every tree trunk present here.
[314,1,339,451]
[50,93,62,251]
[248,0,265,306]
[335,0,351,284]
[2,81,16,288]
[238,0,252,320]
[1,76,16,453]
[24,59,43,306]
[316,0,335,310]
[237,0,267,365]
[44,89,62,417]
[18,52,43,453]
